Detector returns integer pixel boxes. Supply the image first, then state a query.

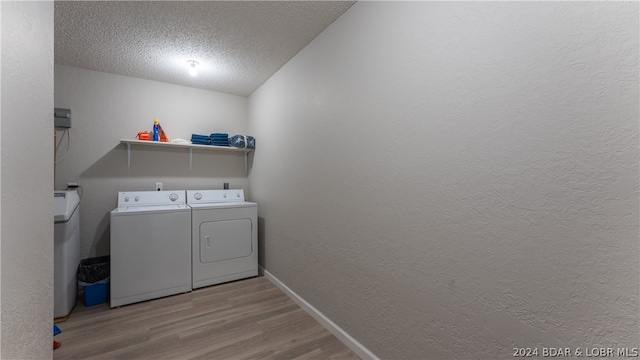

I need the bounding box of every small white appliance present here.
[187,189,258,289]
[54,190,81,318]
[110,190,191,307]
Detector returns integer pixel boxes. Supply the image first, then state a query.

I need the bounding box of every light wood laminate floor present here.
[54,276,359,360]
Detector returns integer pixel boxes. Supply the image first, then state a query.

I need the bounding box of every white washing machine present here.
[187,189,257,289]
[110,191,191,307]
[54,190,81,318]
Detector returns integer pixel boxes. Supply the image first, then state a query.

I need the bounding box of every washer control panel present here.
[118,191,186,207]
[187,189,245,204]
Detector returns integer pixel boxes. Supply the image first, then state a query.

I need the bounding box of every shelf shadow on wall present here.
[82,143,249,179]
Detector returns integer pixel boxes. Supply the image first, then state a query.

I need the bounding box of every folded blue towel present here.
[192,140,211,145]
[210,133,228,138]
[229,135,255,149]
[191,133,210,138]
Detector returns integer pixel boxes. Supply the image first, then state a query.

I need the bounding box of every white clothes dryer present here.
[187,189,257,289]
[110,191,191,307]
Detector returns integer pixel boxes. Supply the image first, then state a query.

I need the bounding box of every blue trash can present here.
[77,256,110,307]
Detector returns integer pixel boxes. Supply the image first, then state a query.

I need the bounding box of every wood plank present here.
[53,276,359,360]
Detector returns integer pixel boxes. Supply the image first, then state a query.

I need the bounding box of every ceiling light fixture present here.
[187,60,199,76]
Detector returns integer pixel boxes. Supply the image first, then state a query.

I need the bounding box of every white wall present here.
[248,2,639,359]
[55,65,250,259]
[1,1,54,358]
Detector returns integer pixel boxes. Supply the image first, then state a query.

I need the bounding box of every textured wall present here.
[248,2,639,359]
[55,65,250,259]
[1,1,54,358]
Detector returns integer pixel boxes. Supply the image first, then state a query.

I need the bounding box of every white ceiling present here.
[55,1,355,96]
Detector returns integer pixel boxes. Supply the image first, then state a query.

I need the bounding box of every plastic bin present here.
[77,256,110,307]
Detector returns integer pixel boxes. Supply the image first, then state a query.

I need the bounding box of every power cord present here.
[55,128,72,164]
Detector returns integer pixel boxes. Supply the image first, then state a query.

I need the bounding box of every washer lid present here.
[111,204,190,215]
[54,190,80,222]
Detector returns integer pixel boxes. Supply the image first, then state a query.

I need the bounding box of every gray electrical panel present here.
[54,108,71,128]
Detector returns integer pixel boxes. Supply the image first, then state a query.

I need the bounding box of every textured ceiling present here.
[55,1,355,96]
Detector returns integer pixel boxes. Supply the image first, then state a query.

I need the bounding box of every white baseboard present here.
[260,266,379,360]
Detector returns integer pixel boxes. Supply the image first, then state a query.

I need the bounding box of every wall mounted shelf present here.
[119,139,252,171]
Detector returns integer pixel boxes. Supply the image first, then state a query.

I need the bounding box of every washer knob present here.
[236,193,240,198]
[223,194,227,198]
[194,193,202,200]
[169,193,179,201]
[124,197,129,202]
[134,196,139,202]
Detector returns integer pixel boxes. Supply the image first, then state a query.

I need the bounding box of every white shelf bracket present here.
[244,151,249,172]
[189,147,193,171]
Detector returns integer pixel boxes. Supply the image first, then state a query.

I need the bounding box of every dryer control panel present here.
[187,189,245,204]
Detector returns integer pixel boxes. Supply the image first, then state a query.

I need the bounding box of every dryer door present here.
[199,219,253,263]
